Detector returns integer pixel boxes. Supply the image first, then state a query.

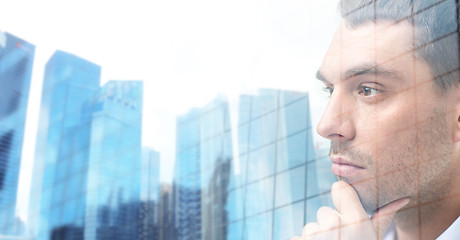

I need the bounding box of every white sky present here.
[0,0,340,222]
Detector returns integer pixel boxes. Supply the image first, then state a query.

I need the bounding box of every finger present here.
[331,181,368,221]
[316,206,340,231]
[371,198,410,239]
[302,222,320,237]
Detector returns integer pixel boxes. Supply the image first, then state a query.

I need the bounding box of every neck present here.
[394,189,460,240]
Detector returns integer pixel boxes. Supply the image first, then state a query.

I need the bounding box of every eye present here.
[358,86,381,96]
[323,86,334,96]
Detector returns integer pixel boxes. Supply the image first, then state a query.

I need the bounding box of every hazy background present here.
[0,0,340,222]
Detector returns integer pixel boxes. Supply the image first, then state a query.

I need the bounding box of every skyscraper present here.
[159,184,174,240]
[0,31,34,235]
[28,50,101,239]
[139,148,161,240]
[173,107,202,240]
[80,80,143,240]
[141,148,160,203]
[173,95,233,240]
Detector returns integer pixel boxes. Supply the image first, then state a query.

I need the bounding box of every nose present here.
[316,89,356,142]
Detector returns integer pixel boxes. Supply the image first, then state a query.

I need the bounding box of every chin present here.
[346,179,380,213]
[360,196,379,214]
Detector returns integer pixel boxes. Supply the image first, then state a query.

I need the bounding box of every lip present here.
[330,156,365,177]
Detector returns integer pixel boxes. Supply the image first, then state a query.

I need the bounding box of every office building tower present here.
[159,184,174,240]
[82,80,143,240]
[0,31,35,234]
[173,96,233,240]
[139,147,161,240]
[141,148,160,203]
[28,51,101,240]
[173,107,202,240]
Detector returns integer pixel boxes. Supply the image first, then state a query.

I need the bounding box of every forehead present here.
[319,21,415,81]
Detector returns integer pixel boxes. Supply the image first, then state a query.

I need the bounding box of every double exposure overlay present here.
[1,0,459,239]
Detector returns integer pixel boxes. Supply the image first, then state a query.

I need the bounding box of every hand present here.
[290,181,409,240]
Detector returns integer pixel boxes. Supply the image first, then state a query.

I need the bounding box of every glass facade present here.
[28,51,149,240]
[139,148,161,239]
[173,96,233,240]
[171,89,337,240]
[28,50,101,240]
[174,108,203,240]
[232,89,336,240]
[0,31,34,235]
[82,80,143,240]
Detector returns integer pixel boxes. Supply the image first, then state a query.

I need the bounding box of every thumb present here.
[370,198,410,239]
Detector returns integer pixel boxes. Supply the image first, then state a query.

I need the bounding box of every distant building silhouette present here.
[50,225,84,240]
[159,184,174,240]
[203,157,231,240]
[139,148,161,239]
[0,31,34,235]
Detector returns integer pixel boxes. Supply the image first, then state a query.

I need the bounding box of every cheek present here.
[357,90,419,141]
[359,104,419,168]
[375,126,418,171]
[373,107,451,174]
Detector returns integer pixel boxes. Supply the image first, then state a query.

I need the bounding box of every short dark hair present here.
[339,0,459,91]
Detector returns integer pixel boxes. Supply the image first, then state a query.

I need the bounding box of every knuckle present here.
[317,206,335,216]
[317,206,340,226]
[302,222,320,236]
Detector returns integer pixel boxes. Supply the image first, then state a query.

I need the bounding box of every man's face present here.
[316,21,459,214]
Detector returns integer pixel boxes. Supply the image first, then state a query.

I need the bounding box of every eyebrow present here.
[316,64,402,83]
